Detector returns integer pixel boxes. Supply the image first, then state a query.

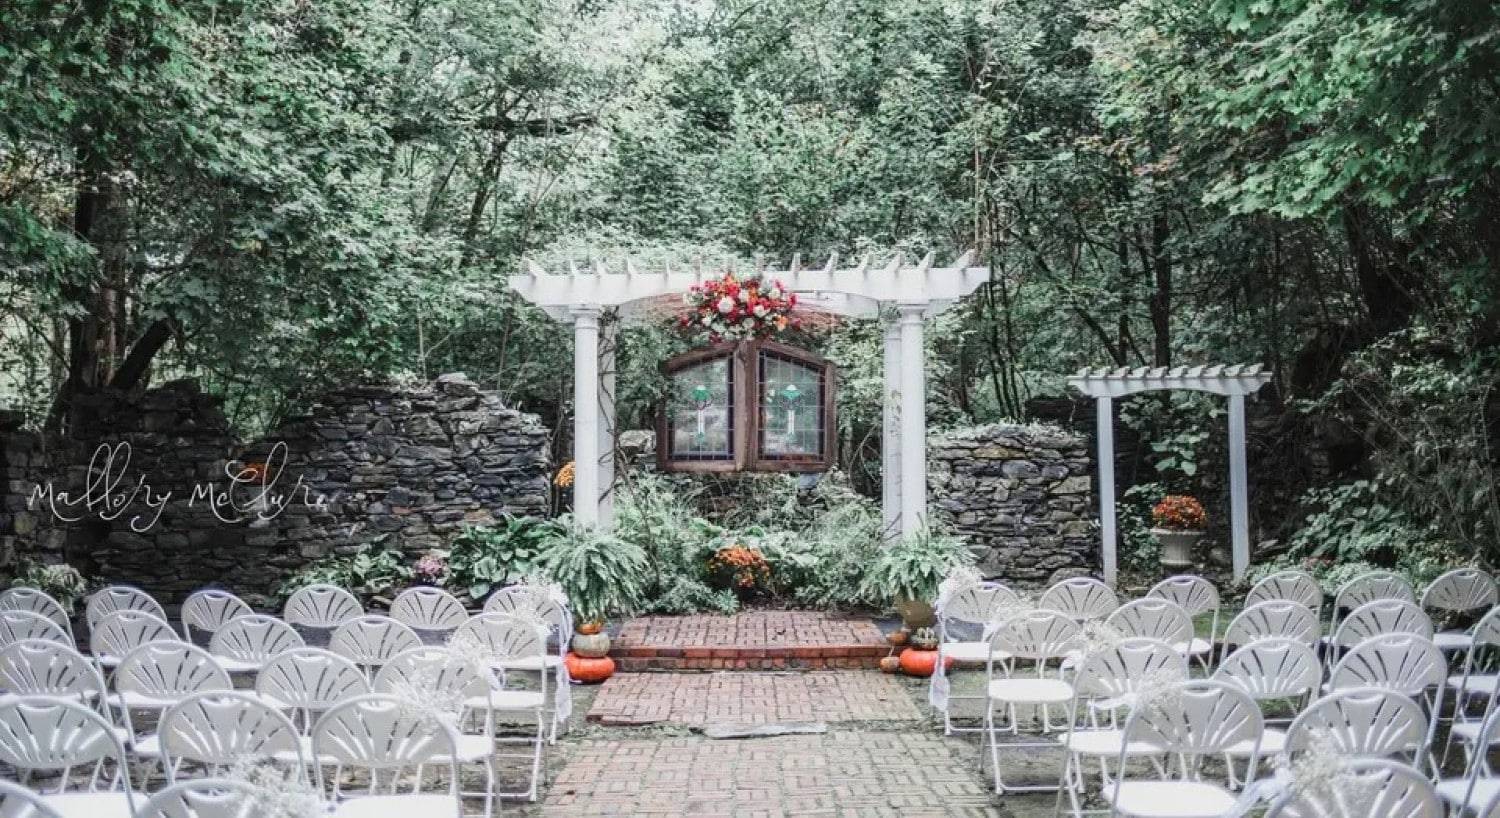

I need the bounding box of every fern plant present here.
[858,526,974,607]
[540,516,649,624]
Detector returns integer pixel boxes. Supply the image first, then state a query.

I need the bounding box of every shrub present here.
[274,541,411,605]
[858,526,975,608]
[9,561,90,614]
[447,516,563,602]
[539,517,648,624]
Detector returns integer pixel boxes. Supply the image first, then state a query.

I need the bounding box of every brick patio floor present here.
[541,732,1003,817]
[587,671,922,726]
[611,610,889,670]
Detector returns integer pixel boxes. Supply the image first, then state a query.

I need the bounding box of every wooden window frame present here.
[657,340,836,474]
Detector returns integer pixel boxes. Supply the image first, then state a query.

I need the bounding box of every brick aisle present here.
[586,671,922,726]
[541,732,1000,817]
[612,611,888,670]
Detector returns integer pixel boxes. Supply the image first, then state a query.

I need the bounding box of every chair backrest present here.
[390,586,469,631]
[85,584,166,629]
[281,583,361,628]
[159,690,304,781]
[1214,637,1321,701]
[0,638,108,704]
[986,609,1081,667]
[208,614,303,665]
[89,609,182,659]
[1115,679,1262,771]
[1420,567,1498,615]
[1265,758,1442,818]
[0,587,73,637]
[134,779,265,818]
[0,780,64,818]
[0,609,71,647]
[1454,606,1500,713]
[329,615,422,671]
[373,646,491,705]
[1147,575,1220,618]
[484,585,570,642]
[310,695,460,803]
[1333,571,1416,611]
[0,696,134,804]
[1328,634,1446,696]
[1105,598,1193,646]
[1331,599,1433,650]
[115,642,232,700]
[1285,687,1428,759]
[1245,570,1323,611]
[450,613,548,692]
[1037,577,1117,621]
[180,589,253,641]
[1224,600,1320,647]
[255,647,371,730]
[939,581,1023,631]
[1071,637,1187,699]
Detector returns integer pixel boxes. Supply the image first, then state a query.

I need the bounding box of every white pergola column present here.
[1227,393,1249,581]
[881,315,902,539]
[597,319,617,530]
[897,305,927,537]
[1095,397,1117,587]
[571,307,601,526]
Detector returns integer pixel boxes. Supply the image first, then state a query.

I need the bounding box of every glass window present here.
[665,356,734,460]
[758,350,824,460]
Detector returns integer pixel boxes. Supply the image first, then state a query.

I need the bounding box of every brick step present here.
[610,644,887,671]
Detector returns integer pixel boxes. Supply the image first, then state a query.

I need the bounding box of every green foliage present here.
[1119,482,1166,573]
[539,517,648,624]
[274,542,412,605]
[448,517,565,603]
[8,561,90,614]
[858,526,975,608]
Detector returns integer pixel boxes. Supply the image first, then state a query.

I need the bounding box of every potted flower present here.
[539,519,648,684]
[705,543,772,598]
[859,527,974,631]
[1152,495,1208,569]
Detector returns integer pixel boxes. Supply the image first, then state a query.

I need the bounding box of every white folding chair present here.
[1327,633,1446,773]
[329,615,422,680]
[1147,575,1219,669]
[933,580,1021,734]
[86,586,166,631]
[1214,637,1321,785]
[179,589,252,644]
[1104,680,1263,817]
[1438,706,1500,817]
[0,587,74,640]
[1053,638,1186,817]
[1267,758,1442,818]
[0,780,64,818]
[483,585,571,741]
[1445,606,1500,770]
[1223,600,1321,649]
[158,690,304,783]
[282,583,362,630]
[1038,578,1117,622]
[1285,688,1428,765]
[112,642,232,764]
[1329,571,1416,636]
[0,695,137,817]
[983,609,1079,794]
[0,638,109,710]
[0,609,72,648]
[208,614,303,674]
[450,613,548,801]
[1105,598,1193,651]
[1422,567,1498,654]
[89,610,182,670]
[256,646,372,734]
[1327,598,1433,667]
[375,646,499,815]
[310,694,462,818]
[133,779,265,818]
[391,587,469,632]
[1245,570,1323,611]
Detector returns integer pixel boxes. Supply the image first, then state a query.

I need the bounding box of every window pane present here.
[666,357,734,460]
[758,351,823,459]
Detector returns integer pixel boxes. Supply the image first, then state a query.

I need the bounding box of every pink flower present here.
[717,296,735,314]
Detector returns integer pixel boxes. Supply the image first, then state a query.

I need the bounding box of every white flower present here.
[738,289,751,303]
[752,304,768,318]
[225,757,324,818]
[716,296,735,314]
[741,318,754,329]
[701,314,713,326]
[770,286,783,299]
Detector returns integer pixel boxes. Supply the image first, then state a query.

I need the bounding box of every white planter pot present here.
[1153,528,1204,569]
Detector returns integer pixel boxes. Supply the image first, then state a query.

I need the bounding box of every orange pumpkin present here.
[879,655,902,673]
[898,648,953,678]
[565,652,615,684]
[576,620,604,636]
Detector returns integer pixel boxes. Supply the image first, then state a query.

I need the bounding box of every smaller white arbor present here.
[1068,365,1272,585]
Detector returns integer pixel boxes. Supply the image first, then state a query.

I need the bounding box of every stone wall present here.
[0,375,549,606]
[928,423,1097,585]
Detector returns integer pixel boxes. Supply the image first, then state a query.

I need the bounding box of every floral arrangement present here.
[10,562,89,613]
[679,273,798,343]
[413,550,449,585]
[554,461,575,488]
[225,756,325,818]
[1152,495,1207,531]
[706,544,772,593]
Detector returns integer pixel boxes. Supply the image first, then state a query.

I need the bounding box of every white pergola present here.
[1068,364,1273,586]
[508,251,991,537]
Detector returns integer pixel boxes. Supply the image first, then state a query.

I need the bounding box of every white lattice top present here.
[1068,364,1272,398]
